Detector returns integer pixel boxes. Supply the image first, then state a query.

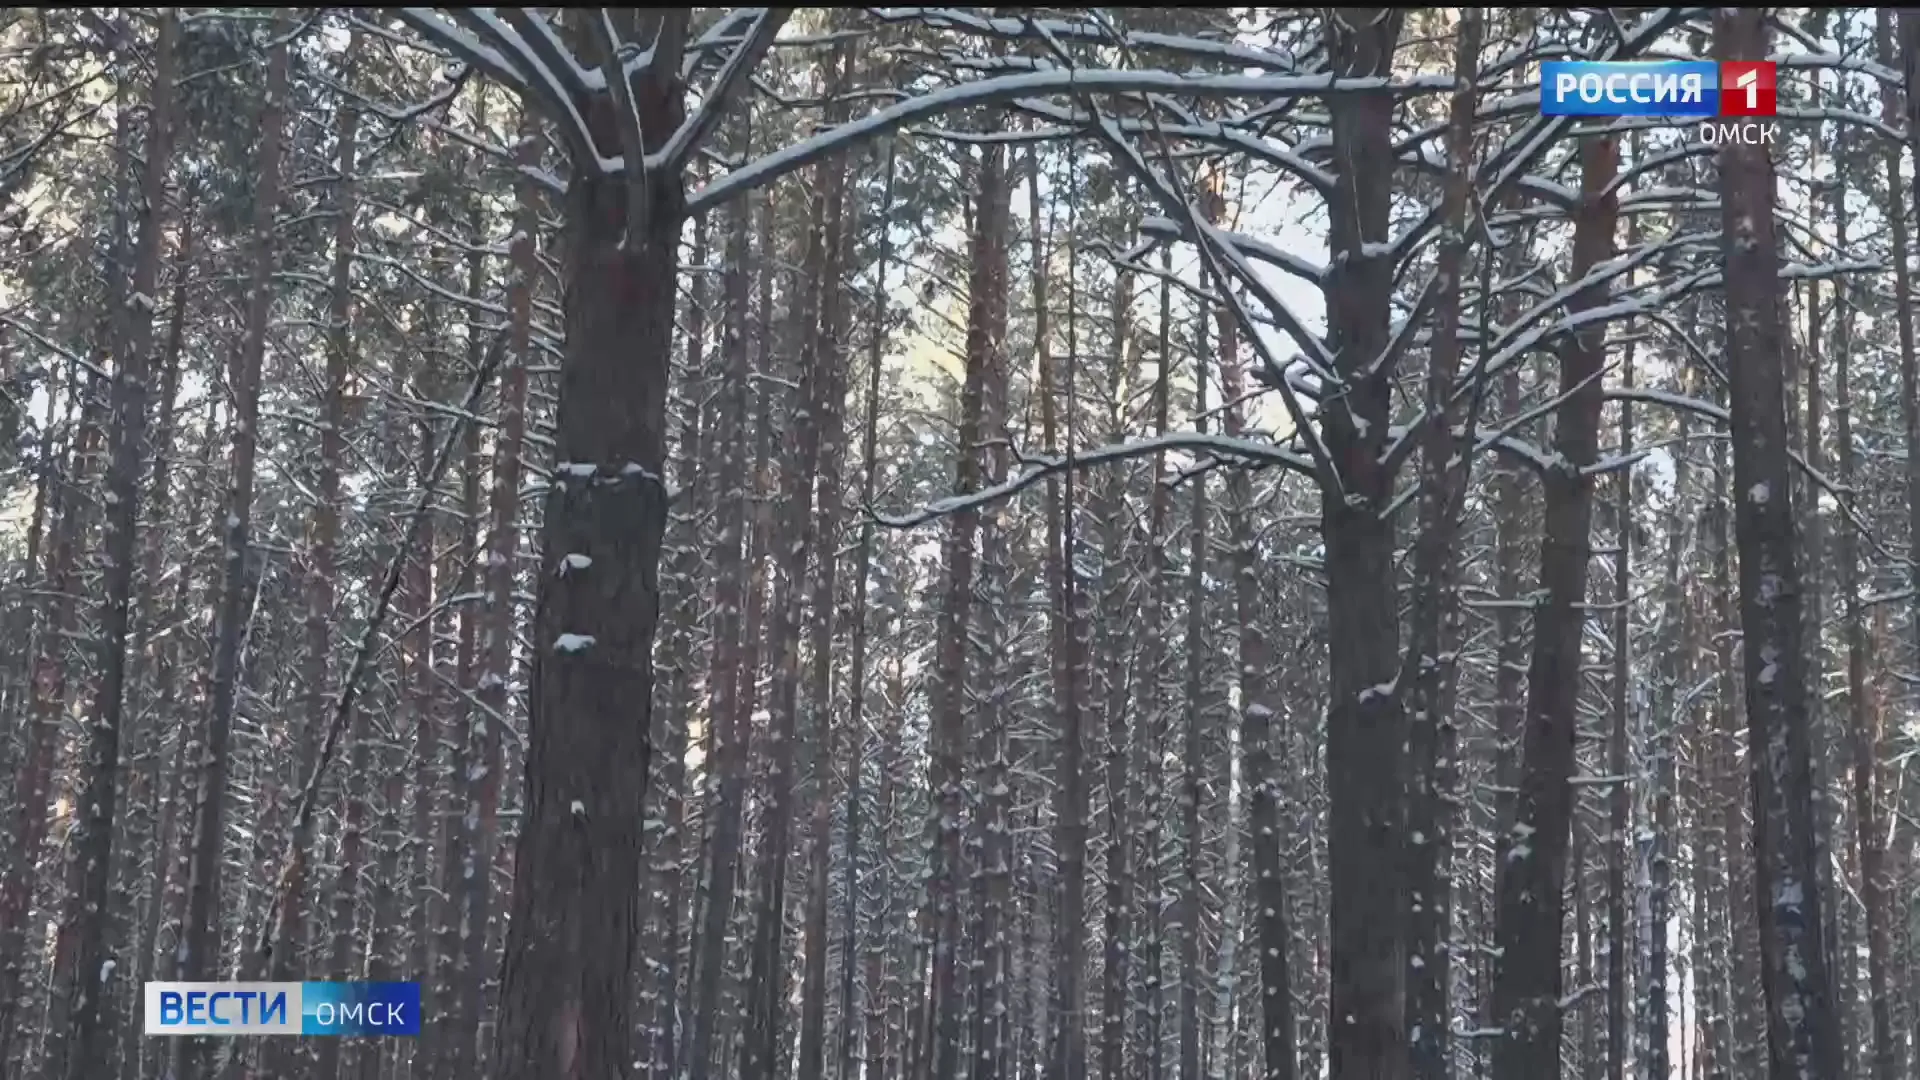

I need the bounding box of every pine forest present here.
[5,7,1920,1080]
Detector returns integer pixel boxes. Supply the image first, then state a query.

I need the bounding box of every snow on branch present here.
[494,8,596,102]
[679,10,761,79]
[392,9,532,102]
[457,8,602,166]
[871,8,1305,73]
[687,66,1452,215]
[1013,97,1336,195]
[654,8,790,175]
[1607,386,1900,565]
[0,313,109,382]
[1771,50,1902,88]
[871,432,1315,529]
[1478,240,1680,375]
[1125,180,1337,388]
[1478,8,1690,202]
[1081,106,1342,491]
[585,9,654,237]
[1140,215,1323,285]
[391,8,599,167]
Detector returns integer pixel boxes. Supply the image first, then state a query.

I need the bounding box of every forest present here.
[1,7,1917,1080]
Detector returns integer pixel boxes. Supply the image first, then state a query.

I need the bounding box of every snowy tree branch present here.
[656,8,790,175]
[869,432,1315,529]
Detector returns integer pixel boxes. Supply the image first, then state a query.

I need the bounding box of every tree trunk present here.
[1713,10,1843,1078]
[1178,313,1207,1080]
[1403,13,1480,1075]
[172,30,287,1079]
[1213,189,1296,1080]
[919,142,1005,1080]
[1891,24,1920,1039]
[404,326,442,1080]
[265,64,358,1080]
[740,166,832,1080]
[58,13,175,1077]
[1045,153,1091,1080]
[1489,127,1617,1080]
[688,183,773,1080]
[1321,12,1410,1077]
[1829,154,1898,1080]
[965,142,1015,1080]
[488,26,686,1078]
[839,138,896,1080]
[795,116,856,1080]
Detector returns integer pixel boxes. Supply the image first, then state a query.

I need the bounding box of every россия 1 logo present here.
[1541,60,1777,118]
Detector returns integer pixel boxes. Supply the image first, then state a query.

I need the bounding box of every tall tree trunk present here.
[124,217,195,1080]
[488,14,688,1078]
[1631,343,1677,1080]
[1404,13,1480,1076]
[453,111,536,1079]
[637,180,704,1080]
[1830,153,1898,1080]
[1,217,108,1080]
[839,138,896,1080]
[404,326,443,1080]
[1490,127,1617,1080]
[1094,255,1138,1080]
[264,60,358,1080]
[688,181,772,1080]
[1714,10,1842,1078]
[1876,15,1920,1068]
[741,165,831,1080]
[1214,189,1295,1080]
[920,141,1006,1080]
[965,143,1015,1080]
[1321,12,1410,1079]
[173,30,288,1080]
[58,13,175,1077]
[428,158,487,1080]
[1890,22,1920,1027]
[1178,279,1207,1080]
[1047,156,1091,1080]
[796,111,856,1080]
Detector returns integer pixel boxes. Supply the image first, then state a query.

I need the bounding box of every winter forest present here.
[5,6,1920,1080]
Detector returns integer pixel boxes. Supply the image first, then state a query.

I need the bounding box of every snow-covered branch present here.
[688,66,1452,215]
[654,8,790,175]
[870,431,1315,529]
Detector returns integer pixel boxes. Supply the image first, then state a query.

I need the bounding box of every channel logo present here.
[144,982,421,1036]
[1541,61,1776,118]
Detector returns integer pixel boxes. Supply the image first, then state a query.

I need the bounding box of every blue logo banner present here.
[1541,61,1720,117]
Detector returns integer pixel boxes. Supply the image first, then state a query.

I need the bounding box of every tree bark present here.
[795,104,856,1080]
[1045,152,1091,1080]
[172,29,288,1079]
[839,138,896,1080]
[1829,151,1898,1080]
[264,64,358,1080]
[1713,11,1843,1078]
[1403,13,1479,1075]
[1321,12,1410,1079]
[1489,127,1617,1080]
[919,141,1005,1080]
[488,17,687,1077]
[58,13,175,1077]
